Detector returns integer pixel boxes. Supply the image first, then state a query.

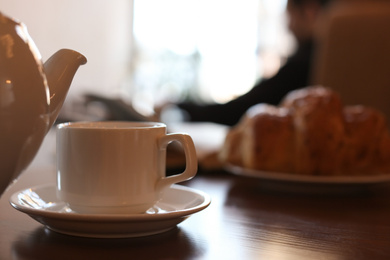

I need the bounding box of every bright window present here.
[130,0,292,114]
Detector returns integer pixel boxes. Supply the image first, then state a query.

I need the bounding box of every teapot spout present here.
[44,49,87,127]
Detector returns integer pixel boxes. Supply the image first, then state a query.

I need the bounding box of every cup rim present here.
[56,121,166,130]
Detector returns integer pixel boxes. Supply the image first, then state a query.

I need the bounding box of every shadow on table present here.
[220,176,390,259]
[225,175,390,226]
[12,226,205,260]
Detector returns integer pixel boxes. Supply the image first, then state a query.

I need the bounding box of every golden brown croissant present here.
[220,86,390,175]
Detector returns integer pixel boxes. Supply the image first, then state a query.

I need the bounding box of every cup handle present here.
[156,133,198,191]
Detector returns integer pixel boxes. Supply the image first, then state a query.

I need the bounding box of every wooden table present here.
[2,130,390,260]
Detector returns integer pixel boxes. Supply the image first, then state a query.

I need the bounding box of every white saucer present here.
[10,184,211,238]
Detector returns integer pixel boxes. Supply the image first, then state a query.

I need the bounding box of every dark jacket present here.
[177,41,314,126]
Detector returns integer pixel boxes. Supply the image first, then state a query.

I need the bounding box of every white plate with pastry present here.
[219,87,390,191]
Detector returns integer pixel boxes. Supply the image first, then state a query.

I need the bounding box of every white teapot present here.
[0,12,87,195]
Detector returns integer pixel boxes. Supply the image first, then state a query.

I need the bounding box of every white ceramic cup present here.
[56,121,197,214]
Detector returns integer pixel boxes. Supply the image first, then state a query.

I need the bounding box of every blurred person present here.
[159,0,334,126]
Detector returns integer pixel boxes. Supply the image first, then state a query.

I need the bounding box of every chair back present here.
[312,1,390,119]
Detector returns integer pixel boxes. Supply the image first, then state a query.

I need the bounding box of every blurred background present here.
[0,0,294,120]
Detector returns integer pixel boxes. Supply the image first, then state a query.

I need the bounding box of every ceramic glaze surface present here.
[56,121,198,214]
[0,12,86,195]
[10,184,210,238]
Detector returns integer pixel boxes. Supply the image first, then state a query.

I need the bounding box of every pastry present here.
[220,86,390,175]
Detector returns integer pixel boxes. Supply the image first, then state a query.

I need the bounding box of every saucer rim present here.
[9,183,211,221]
[9,183,211,238]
